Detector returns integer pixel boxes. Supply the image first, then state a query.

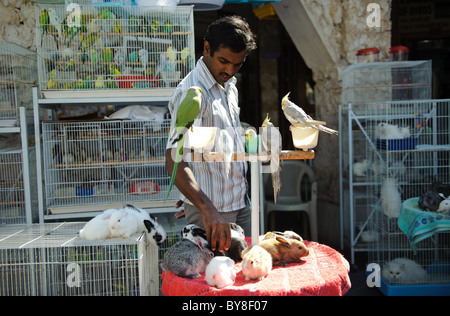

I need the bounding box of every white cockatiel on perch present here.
[281,92,338,136]
[261,114,282,204]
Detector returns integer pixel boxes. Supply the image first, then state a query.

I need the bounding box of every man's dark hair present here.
[204,15,257,56]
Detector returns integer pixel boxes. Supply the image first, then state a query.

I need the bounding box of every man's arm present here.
[165,148,231,252]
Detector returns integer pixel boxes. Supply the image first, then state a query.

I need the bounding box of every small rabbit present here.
[205,256,236,289]
[437,198,450,215]
[260,230,303,242]
[230,223,245,239]
[181,224,208,247]
[79,209,118,240]
[143,214,166,247]
[108,208,139,239]
[123,204,166,246]
[224,237,247,263]
[259,236,309,266]
[162,238,214,279]
[241,245,272,281]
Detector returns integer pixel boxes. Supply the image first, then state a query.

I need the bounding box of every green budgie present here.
[165,86,202,201]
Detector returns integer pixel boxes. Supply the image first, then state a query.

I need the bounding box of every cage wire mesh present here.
[41,119,178,213]
[0,43,37,123]
[341,60,432,111]
[0,149,28,225]
[362,99,450,288]
[0,222,159,296]
[35,4,195,92]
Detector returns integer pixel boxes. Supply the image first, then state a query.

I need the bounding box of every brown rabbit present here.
[259,236,309,266]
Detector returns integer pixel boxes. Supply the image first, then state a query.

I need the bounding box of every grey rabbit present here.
[224,237,247,263]
[162,238,214,279]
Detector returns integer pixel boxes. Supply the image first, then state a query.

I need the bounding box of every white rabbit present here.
[205,256,236,289]
[108,208,139,239]
[79,209,118,240]
[120,204,166,246]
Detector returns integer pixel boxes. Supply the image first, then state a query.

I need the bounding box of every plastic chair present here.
[263,160,318,241]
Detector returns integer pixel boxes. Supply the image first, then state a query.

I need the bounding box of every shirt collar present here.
[197,57,237,91]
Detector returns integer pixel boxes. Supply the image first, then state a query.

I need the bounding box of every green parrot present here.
[165,86,202,201]
[90,49,98,68]
[103,47,113,63]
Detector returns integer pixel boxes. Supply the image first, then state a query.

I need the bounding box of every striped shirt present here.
[166,57,248,213]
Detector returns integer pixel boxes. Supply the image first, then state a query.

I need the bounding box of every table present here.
[161,239,351,296]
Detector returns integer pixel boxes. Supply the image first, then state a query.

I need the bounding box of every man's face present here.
[202,41,247,86]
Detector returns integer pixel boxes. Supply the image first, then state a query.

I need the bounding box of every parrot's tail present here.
[318,125,339,136]
[165,162,178,202]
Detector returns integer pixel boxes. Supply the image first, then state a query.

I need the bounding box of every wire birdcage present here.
[0,222,159,296]
[0,43,37,123]
[341,61,432,112]
[363,99,450,294]
[41,119,178,215]
[0,149,28,225]
[35,4,195,94]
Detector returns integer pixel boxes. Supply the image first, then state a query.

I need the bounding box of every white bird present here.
[281,92,338,136]
[218,129,233,177]
[48,8,62,47]
[261,115,282,203]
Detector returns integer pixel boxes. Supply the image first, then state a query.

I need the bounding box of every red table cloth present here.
[161,240,351,296]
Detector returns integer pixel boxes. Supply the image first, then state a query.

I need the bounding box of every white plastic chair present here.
[263,160,318,241]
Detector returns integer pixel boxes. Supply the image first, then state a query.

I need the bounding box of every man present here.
[165,15,257,252]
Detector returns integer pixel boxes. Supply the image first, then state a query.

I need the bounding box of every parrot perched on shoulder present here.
[281,92,338,136]
[261,114,282,204]
[218,129,233,177]
[165,86,202,201]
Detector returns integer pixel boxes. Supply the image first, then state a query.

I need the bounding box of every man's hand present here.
[202,209,231,252]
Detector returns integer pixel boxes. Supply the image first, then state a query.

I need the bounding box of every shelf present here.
[187,150,314,162]
[39,88,175,103]
[50,157,165,169]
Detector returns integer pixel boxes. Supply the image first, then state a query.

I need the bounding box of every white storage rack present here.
[0,43,37,124]
[364,99,450,295]
[33,87,180,221]
[339,61,433,264]
[0,223,159,296]
[0,44,35,225]
[33,4,193,221]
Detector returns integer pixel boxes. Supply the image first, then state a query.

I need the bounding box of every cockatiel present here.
[218,129,233,177]
[261,114,282,204]
[165,86,202,200]
[281,92,338,136]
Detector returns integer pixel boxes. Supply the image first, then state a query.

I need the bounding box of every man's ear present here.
[203,40,211,57]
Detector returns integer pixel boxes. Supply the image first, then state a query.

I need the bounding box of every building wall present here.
[0,0,36,50]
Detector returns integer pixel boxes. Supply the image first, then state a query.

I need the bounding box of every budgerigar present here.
[261,114,282,203]
[245,128,258,154]
[281,92,338,136]
[218,129,233,177]
[165,86,202,201]
[139,48,148,70]
[48,9,62,47]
